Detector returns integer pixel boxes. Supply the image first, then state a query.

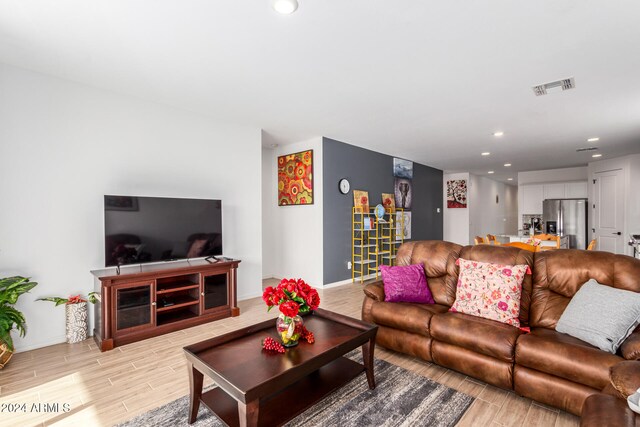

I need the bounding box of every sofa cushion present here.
[430,311,523,362]
[396,241,461,306]
[457,245,534,327]
[450,258,529,327]
[370,301,449,337]
[610,360,640,398]
[556,279,640,353]
[380,264,435,304]
[621,329,640,360]
[515,328,623,390]
[530,250,640,329]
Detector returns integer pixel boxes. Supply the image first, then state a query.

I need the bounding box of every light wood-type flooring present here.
[0,279,579,426]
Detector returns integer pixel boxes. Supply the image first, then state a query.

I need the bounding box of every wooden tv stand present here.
[91,258,240,352]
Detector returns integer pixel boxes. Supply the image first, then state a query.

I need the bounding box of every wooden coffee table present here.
[183,308,378,427]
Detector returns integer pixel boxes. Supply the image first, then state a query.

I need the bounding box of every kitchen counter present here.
[495,234,569,249]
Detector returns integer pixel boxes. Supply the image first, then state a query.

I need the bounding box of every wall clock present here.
[338,178,350,194]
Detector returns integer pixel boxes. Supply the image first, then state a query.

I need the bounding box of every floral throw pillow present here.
[450,258,530,327]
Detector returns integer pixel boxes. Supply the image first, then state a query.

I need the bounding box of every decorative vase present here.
[276,314,304,348]
[0,342,13,369]
[66,302,88,344]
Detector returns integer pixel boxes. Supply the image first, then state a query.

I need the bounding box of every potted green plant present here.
[37,293,98,344]
[0,276,38,369]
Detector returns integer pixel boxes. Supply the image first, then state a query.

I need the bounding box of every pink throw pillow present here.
[380,264,435,304]
[450,258,529,327]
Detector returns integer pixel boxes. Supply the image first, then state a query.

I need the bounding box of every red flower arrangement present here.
[262,278,320,318]
[262,278,320,348]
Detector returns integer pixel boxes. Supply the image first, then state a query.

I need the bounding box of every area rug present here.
[116,355,473,427]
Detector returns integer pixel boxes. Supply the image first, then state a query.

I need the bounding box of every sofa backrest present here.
[396,241,461,306]
[458,245,535,326]
[530,249,640,329]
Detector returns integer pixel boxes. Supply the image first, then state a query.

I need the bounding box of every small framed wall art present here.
[381,193,395,212]
[447,179,467,208]
[278,150,313,206]
[394,178,413,210]
[393,158,413,179]
[353,190,370,213]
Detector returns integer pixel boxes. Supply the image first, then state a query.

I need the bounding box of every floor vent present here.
[576,147,598,152]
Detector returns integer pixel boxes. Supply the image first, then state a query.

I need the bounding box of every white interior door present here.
[593,169,625,253]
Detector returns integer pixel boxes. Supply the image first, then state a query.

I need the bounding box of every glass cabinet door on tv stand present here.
[113,281,155,334]
[202,272,229,313]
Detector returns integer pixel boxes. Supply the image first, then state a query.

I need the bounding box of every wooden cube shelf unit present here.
[91,259,240,351]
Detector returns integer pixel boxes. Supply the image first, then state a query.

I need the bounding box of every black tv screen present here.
[104,195,222,267]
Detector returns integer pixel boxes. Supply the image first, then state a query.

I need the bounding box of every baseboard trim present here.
[323,273,377,289]
[15,335,69,353]
[238,291,263,301]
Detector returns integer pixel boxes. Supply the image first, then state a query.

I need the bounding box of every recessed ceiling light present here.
[272,0,298,14]
[587,137,600,142]
[504,163,511,167]
[488,171,495,174]
[592,154,603,158]
[507,178,513,181]
[481,152,491,156]
[493,131,504,137]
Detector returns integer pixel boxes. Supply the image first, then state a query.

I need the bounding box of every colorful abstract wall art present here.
[278,150,313,206]
[447,179,467,208]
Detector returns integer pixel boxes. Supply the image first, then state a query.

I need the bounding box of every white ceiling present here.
[2,1,640,183]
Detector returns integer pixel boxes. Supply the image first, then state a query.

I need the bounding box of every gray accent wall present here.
[322,137,443,284]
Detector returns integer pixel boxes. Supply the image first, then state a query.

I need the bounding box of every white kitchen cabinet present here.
[543,183,566,199]
[522,184,544,214]
[565,181,588,198]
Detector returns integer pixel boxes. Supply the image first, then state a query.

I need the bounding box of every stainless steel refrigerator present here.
[543,199,588,249]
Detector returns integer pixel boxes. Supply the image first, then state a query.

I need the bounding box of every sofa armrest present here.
[363,281,385,302]
[621,330,640,360]
[580,394,636,427]
[610,360,640,398]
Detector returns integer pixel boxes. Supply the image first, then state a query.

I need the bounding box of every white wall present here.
[263,138,324,286]
[0,63,263,351]
[468,175,518,242]
[261,145,277,279]
[443,173,470,245]
[518,166,588,185]
[588,153,640,256]
[628,154,640,240]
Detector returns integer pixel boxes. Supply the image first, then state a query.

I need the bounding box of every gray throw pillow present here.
[556,279,640,354]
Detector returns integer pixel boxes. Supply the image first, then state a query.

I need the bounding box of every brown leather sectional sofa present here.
[362,240,640,423]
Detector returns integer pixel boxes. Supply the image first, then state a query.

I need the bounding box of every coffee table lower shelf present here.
[200,357,364,427]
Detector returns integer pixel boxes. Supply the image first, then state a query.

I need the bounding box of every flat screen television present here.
[104,195,222,267]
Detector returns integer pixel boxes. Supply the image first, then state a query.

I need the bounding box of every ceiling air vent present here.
[532,77,575,96]
[576,147,598,152]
